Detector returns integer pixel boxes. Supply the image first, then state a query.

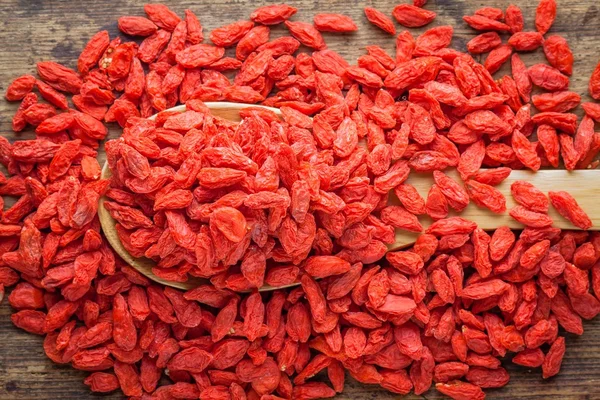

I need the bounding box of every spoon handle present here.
[389,168,600,251]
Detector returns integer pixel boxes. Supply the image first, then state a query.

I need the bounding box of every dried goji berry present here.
[5,75,36,101]
[535,0,557,34]
[549,191,592,230]
[364,7,396,35]
[392,4,436,28]
[314,13,358,32]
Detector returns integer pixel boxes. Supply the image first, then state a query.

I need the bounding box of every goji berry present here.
[314,13,357,32]
[5,75,36,101]
[549,191,592,230]
[364,7,396,35]
[536,0,557,34]
[506,4,525,33]
[392,4,436,28]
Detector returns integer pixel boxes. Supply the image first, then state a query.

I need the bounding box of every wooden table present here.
[1,0,600,398]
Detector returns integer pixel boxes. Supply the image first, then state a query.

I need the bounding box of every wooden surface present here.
[1,0,600,398]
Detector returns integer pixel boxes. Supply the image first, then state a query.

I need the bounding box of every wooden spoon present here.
[99,102,600,291]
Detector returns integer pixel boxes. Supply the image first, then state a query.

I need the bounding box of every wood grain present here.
[1,0,600,399]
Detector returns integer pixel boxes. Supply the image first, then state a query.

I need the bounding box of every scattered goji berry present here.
[392,4,436,28]
[536,0,557,35]
[364,7,396,35]
[2,3,600,400]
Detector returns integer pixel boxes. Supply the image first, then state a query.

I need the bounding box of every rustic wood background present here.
[1,0,600,398]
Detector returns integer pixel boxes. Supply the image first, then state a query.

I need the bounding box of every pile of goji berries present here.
[2,1,600,399]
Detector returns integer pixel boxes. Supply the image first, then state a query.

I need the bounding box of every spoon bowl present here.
[99,102,288,291]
